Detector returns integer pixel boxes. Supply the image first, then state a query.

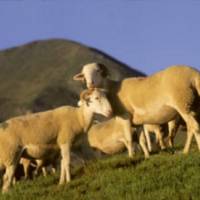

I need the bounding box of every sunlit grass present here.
[1,145,200,200]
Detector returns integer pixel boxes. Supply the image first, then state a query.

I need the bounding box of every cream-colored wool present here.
[0,88,112,193]
[87,116,149,158]
[74,63,200,154]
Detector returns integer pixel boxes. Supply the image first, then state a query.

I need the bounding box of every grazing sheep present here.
[87,115,149,158]
[73,63,200,154]
[0,88,112,193]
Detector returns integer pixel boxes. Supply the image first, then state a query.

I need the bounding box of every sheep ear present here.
[98,63,109,77]
[73,73,85,81]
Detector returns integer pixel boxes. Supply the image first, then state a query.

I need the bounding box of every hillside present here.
[1,147,200,200]
[0,128,197,200]
[0,39,144,121]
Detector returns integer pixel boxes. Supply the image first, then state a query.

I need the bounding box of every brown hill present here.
[0,39,144,121]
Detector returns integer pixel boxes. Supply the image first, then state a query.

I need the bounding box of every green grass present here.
[1,147,200,200]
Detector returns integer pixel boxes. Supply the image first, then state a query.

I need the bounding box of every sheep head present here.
[73,63,109,88]
[79,88,112,117]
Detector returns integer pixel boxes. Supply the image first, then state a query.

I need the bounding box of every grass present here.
[1,145,200,200]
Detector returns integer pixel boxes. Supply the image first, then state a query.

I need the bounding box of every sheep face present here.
[73,63,108,88]
[80,88,112,117]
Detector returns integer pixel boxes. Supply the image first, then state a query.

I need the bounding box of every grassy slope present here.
[1,40,199,199]
[0,39,143,121]
[1,140,200,200]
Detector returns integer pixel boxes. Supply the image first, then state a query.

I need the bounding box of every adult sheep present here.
[73,63,200,154]
[0,88,112,193]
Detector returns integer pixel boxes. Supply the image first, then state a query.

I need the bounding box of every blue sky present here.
[0,0,200,75]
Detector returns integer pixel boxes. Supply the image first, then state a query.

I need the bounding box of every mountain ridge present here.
[0,39,144,121]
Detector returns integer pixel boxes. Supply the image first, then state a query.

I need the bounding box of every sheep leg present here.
[123,119,133,158]
[21,158,31,179]
[50,165,56,174]
[180,112,200,154]
[65,147,71,183]
[23,161,30,179]
[118,138,133,158]
[2,146,24,192]
[183,130,194,154]
[169,89,200,154]
[168,120,179,148]
[143,126,152,152]
[2,165,15,193]
[59,143,71,185]
[34,160,43,177]
[194,133,200,151]
[59,158,66,185]
[139,130,150,159]
[155,129,166,150]
[41,167,47,177]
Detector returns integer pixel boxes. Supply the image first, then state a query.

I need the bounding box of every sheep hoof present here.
[2,187,9,194]
[144,155,150,159]
[182,150,189,155]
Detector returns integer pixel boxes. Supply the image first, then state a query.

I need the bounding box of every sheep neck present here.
[77,105,94,132]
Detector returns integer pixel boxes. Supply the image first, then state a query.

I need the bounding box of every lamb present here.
[19,153,59,179]
[73,63,200,154]
[86,115,150,158]
[20,151,84,179]
[0,88,112,193]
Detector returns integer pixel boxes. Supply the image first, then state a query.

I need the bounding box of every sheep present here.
[19,152,59,179]
[143,117,183,153]
[87,115,150,158]
[79,97,149,158]
[74,63,166,152]
[143,121,177,152]
[143,124,167,152]
[73,63,200,154]
[20,151,84,179]
[0,88,112,193]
